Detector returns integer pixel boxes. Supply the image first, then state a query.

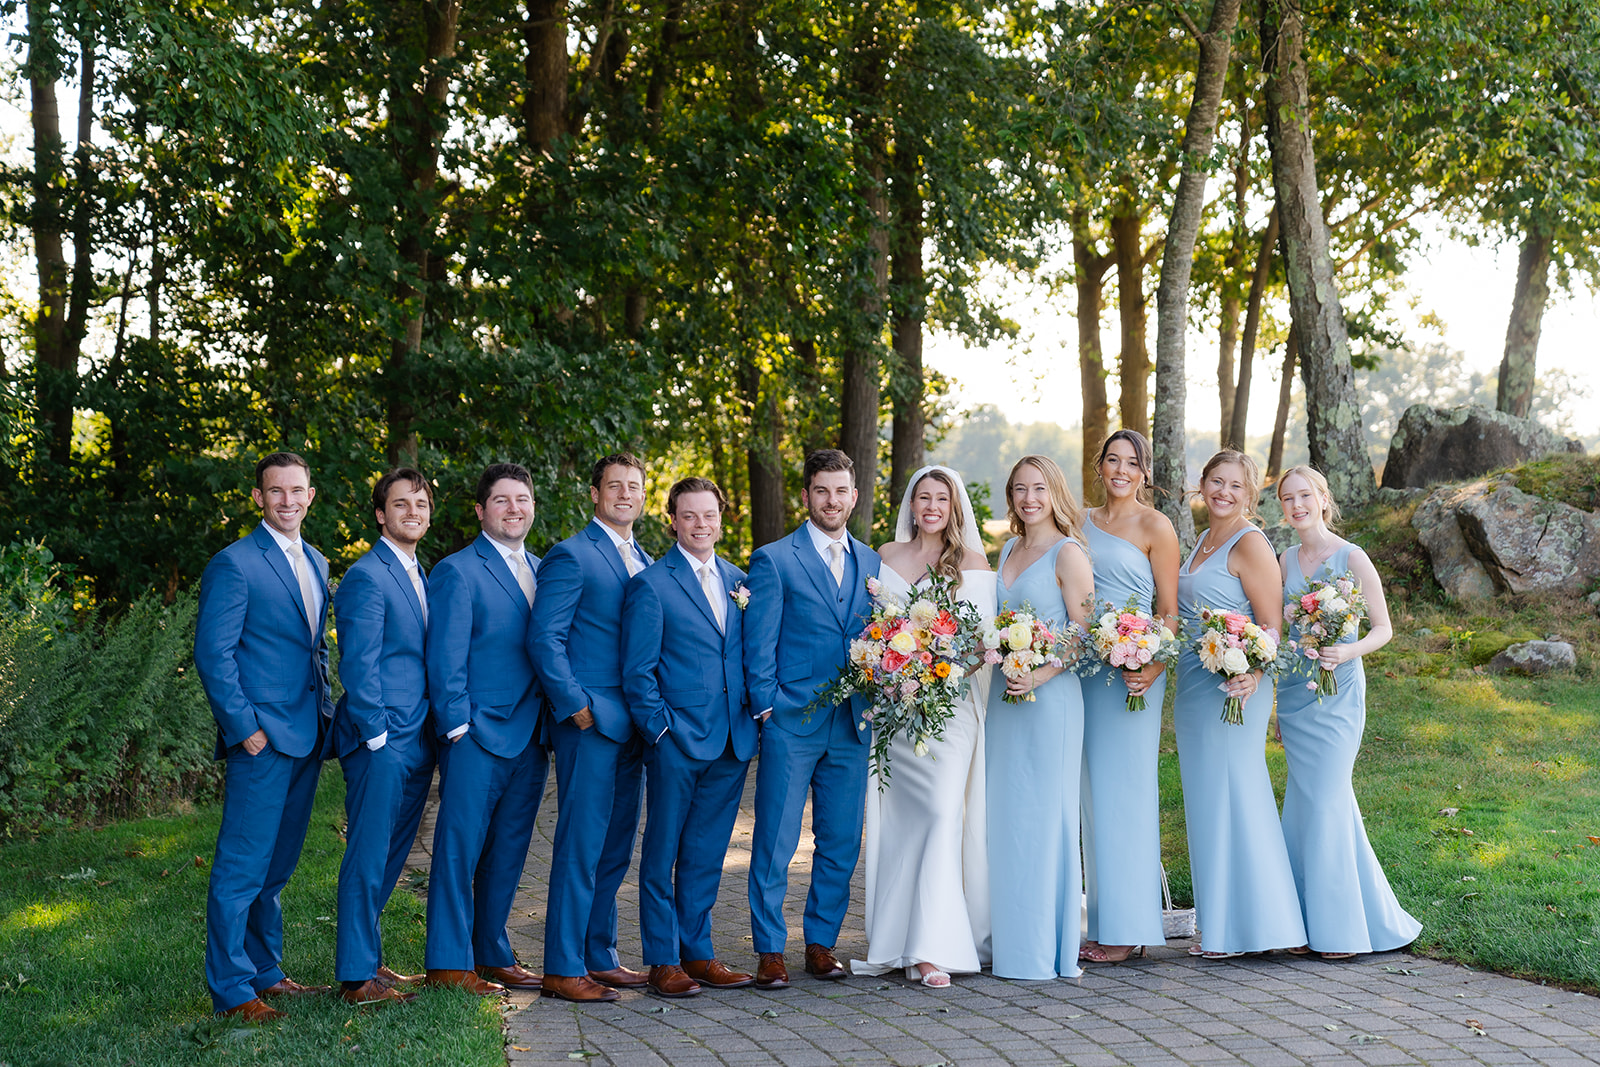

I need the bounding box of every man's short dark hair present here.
[802,448,854,491]
[476,462,533,506]
[667,476,727,518]
[255,451,311,488]
[371,467,434,516]
[589,452,647,490]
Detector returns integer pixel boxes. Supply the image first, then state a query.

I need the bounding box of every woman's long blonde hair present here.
[908,468,971,580]
[1005,454,1085,543]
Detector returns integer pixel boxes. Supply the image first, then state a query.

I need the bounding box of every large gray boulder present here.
[1488,640,1578,676]
[1413,477,1600,598]
[1382,404,1583,490]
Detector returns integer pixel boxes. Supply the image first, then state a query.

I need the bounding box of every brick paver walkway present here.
[408,771,1600,1066]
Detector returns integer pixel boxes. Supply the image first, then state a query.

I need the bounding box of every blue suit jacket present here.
[742,524,880,737]
[332,540,432,760]
[426,533,544,759]
[195,524,334,759]
[621,546,756,762]
[530,519,651,744]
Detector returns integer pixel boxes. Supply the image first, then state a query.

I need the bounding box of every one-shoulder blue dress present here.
[1174,525,1306,953]
[1279,541,1421,953]
[986,537,1084,978]
[1080,512,1166,948]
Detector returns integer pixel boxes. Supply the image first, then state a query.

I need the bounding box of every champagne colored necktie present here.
[700,563,726,632]
[511,553,535,607]
[410,566,428,624]
[828,541,845,587]
[287,542,318,634]
[619,539,644,577]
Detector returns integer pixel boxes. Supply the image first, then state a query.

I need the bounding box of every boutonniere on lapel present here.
[729,583,751,611]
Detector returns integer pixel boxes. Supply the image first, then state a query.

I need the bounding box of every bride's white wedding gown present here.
[851,567,996,977]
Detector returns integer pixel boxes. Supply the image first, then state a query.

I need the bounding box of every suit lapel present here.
[375,540,425,628]
[477,534,530,617]
[587,520,631,584]
[670,549,722,634]
[254,525,312,631]
[717,558,739,650]
[792,527,841,622]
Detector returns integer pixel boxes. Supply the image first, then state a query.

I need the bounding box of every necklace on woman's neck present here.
[1201,520,1243,554]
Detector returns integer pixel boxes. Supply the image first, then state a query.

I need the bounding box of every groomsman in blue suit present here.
[744,448,881,988]
[422,463,550,996]
[195,452,335,1021]
[331,468,436,1006]
[532,453,652,1003]
[620,477,760,998]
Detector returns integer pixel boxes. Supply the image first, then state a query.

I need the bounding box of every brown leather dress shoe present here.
[803,943,846,980]
[540,974,620,1002]
[259,976,332,997]
[478,963,542,991]
[682,959,755,989]
[219,997,285,1022]
[339,979,417,1006]
[376,964,423,987]
[586,965,649,989]
[423,969,508,996]
[755,953,790,989]
[647,964,701,998]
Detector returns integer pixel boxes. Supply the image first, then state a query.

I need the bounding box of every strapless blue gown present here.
[1174,525,1306,953]
[986,537,1083,978]
[1279,542,1421,953]
[1080,512,1166,947]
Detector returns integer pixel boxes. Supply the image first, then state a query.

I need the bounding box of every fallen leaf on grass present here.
[193,855,207,868]
[1438,808,1459,817]
[1588,836,1600,846]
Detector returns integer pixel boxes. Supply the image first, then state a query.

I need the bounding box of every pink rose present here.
[1118,613,1150,634]
[1223,612,1249,636]
[882,649,910,673]
[929,611,958,636]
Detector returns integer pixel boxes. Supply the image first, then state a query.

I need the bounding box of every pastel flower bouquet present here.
[1284,570,1367,697]
[1187,605,1280,725]
[1087,597,1179,711]
[980,605,1085,704]
[817,569,985,786]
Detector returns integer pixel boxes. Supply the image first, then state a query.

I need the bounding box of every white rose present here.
[889,631,918,654]
[1313,585,1336,601]
[1325,597,1349,615]
[1220,647,1250,676]
[946,663,965,682]
[1004,621,1034,649]
[980,628,1002,649]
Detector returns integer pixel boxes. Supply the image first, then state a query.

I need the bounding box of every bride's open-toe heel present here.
[918,968,952,988]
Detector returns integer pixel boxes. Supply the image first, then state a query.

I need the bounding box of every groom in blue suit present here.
[744,449,881,987]
[533,453,652,1003]
[423,463,550,996]
[331,468,436,1006]
[195,452,334,1021]
[620,477,760,998]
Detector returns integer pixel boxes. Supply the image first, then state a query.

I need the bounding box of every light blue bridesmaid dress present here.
[1174,525,1306,953]
[987,537,1084,978]
[1278,542,1421,953]
[1080,512,1166,948]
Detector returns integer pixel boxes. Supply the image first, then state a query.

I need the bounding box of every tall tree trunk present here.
[1261,0,1374,506]
[888,131,926,508]
[522,0,568,155]
[1073,206,1112,505]
[1111,207,1150,437]
[385,0,463,467]
[1216,87,1251,446]
[745,360,785,551]
[1228,205,1279,450]
[1152,0,1242,549]
[28,3,72,470]
[1496,225,1550,419]
[840,28,890,540]
[1267,327,1299,479]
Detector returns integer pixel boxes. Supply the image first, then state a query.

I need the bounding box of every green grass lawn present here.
[1160,605,1600,991]
[0,769,504,1067]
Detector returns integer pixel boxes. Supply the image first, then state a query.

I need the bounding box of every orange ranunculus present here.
[868,625,884,640]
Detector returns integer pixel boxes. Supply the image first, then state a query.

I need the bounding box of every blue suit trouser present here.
[424,733,549,970]
[748,707,867,953]
[639,735,750,964]
[543,716,645,975]
[205,742,324,1012]
[335,738,434,980]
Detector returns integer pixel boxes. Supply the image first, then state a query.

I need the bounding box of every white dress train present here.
[851,568,996,977]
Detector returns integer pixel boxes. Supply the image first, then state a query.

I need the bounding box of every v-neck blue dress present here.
[1174,525,1306,953]
[986,536,1084,978]
[1278,542,1421,953]
[1080,511,1167,948]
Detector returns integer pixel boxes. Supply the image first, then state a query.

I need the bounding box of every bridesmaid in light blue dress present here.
[1174,450,1306,958]
[987,454,1095,980]
[1275,466,1421,959]
[1079,431,1180,964]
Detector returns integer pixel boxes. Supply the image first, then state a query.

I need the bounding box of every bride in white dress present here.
[850,464,996,987]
